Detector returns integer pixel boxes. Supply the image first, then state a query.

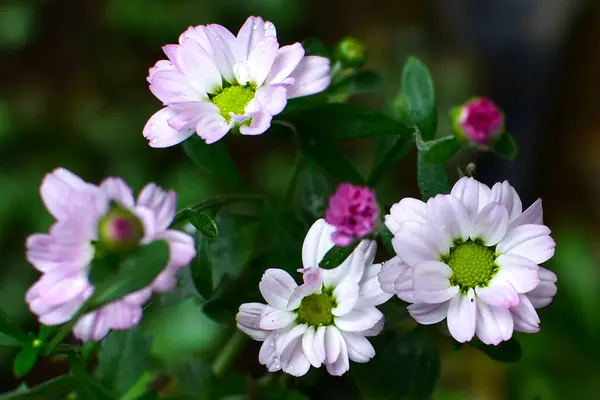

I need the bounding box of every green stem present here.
[44,320,77,356]
[120,371,156,400]
[211,331,246,376]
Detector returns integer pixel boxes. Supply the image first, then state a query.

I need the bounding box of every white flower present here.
[378,177,557,345]
[236,219,391,376]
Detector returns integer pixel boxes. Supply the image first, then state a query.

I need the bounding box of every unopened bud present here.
[335,37,367,68]
[452,97,504,146]
[98,208,144,252]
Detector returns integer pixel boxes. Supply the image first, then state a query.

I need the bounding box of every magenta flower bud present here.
[98,208,144,252]
[453,97,504,146]
[325,183,378,247]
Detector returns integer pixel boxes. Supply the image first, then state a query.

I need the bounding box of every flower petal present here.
[475,278,519,308]
[266,43,305,85]
[341,331,375,363]
[475,298,514,345]
[204,26,237,83]
[137,183,177,232]
[236,16,277,60]
[73,311,111,342]
[324,327,350,376]
[259,269,297,310]
[412,261,458,304]
[286,56,331,98]
[471,202,509,246]
[259,332,281,372]
[526,267,557,308]
[239,110,272,136]
[490,181,522,223]
[255,84,287,116]
[385,197,427,234]
[332,279,359,316]
[358,317,384,337]
[102,302,143,330]
[302,326,325,368]
[173,39,222,93]
[496,224,556,264]
[26,232,93,273]
[450,177,491,218]
[392,221,449,266]
[151,229,195,292]
[511,294,540,333]
[236,302,268,341]
[408,301,450,325]
[334,307,383,332]
[195,106,231,144]
[143,107,196,148]
[358,263,393,307]
[510,198,543,229]
[259,307,297,330]
[246,37,279,87]
[324,325,341,364]
[426,194,472,243]
[447,290,476,343]
[494,254,539,293]
[100,178,134,208]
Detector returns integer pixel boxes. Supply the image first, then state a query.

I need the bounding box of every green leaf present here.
[172,194,263,226]
[369,134,415,186]
[0,332,20,347]
[295,103,413,139]
[97,328,152,396]
[401,57,437,140]
[330,70,384,96]
[294,121,365,184]
[0,375,76,400]
[353,328,440,399]
[469,338,522,363]
[297,158,334,218]
[13,345,38,378]
[379,225,395,256]
[182,136,245,189]
[190,232,214,300]
[490,131,518,160]
[190,212,218,240]
[418,135,461,164]
[302,37,331,58]
[90,241,170,310]
[417,151,450,200]
[280,93,328,117]
[70,355,116,400]
[319,241,360,269]
[0,309,28,343]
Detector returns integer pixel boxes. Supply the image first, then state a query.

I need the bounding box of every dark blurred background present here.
[1,0,600,399]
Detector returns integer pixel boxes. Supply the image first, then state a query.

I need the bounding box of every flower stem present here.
[120,371,156,400]
[211,331,246,377]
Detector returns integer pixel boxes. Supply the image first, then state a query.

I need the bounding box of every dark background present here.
[1,0,599,399]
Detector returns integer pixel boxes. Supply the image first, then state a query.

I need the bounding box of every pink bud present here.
[325,183,378,247]
[457,98,504,145]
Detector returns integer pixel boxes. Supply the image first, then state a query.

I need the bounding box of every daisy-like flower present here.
[144,16,331,147]
[236,219,391,376]
[325,183,379,247]
[25,168,196,342]
[378,177,556,345]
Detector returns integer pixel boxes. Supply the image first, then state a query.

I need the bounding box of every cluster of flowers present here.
[23,16,556,379]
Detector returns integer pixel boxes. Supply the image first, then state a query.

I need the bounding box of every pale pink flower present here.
[236,219,390,376]
[144,16,331,148]
[379,177,556,345]
[325,183,378,246]
[25,168,196,342]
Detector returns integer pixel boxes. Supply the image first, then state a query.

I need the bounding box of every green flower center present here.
[296,290,336,326]
[211,85,255,122]
[446,241,498,292]
[97,207,144,253]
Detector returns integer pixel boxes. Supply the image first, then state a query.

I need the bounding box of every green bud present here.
[98,208,144,253]
[335,36,367,68]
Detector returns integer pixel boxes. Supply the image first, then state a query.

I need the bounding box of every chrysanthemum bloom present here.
[325,183,379,247]
[452,97,504,146]
[378,177,556,345]
[236,219,390,376]
[144,16,331,147]
[25,168,195,341]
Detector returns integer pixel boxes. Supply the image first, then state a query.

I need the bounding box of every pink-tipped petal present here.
[490,181,523,223]
[510,198,543,229]
[239,111,272,136]
[195,108,231,144]
[426,194,472,243]
[412,261,458,304]
[266,43,305,85]
[494,254,540,293]
[286,56,331,99]
[236,303,269,341]
[475,279,519,308]
[143,108,196,148]
[100,178,135,209]
[255,84,287,116]
[450,177,492,218]
[511,294,540,333]
[471,202,509,246]
[137,183,177,232]
[392,221,449,266]
[246,37,279,87]
[496,224,556,264]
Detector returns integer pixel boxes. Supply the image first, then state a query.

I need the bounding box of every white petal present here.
[471,202,509,246]
[175,39,222,93]
[325,329,350,376]
[490,181,522,223]
[509,198,543,229]
[236,16,276,60]
[246,37,279,87]
[392,221,449,267]
[358,317,384,337]
[259,269,297,310]
[259,307,296,330]
[447,290,476,343]
[332,279,360,316]
[195,108,231,144]
[412,261,458,304]
[408,301,450,325]
[99,178,135,208]
[527,267,557,308]
[334,307,383,332]
[324,325,342,364]
[204,26,236,83]
[495,254,539,293]
[496,224,556,264]
[255,84,287,116]
[475,298,514,345]
[377,257,406,294]
[143,107,196,148]
[236,302,268,341]
[287,56,331,99]
[426,194,472,243]
[258,332,281,372]
[475,279,519,308]
[358,263,393,307]
[341,331,375,363]
[302,326,325,367]
[275,324,307,356]
[385,198,427,234]
[450,177,491,218]
[511,294,540,333]
[137,183,177,232]
[266,43,305,84]
[239,110,272,136]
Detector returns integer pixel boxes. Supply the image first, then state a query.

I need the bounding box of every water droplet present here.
[252,24,258,30]
[151,138,159,145]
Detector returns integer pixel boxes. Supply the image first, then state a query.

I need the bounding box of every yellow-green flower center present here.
[98,207,144,253]
[296,290,336,326]
[446,241,498,292]
[211,85,255,122]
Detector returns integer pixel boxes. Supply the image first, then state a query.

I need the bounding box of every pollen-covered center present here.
[296,290,336,326]
[211,85,255,122]
[446,241,498,291]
